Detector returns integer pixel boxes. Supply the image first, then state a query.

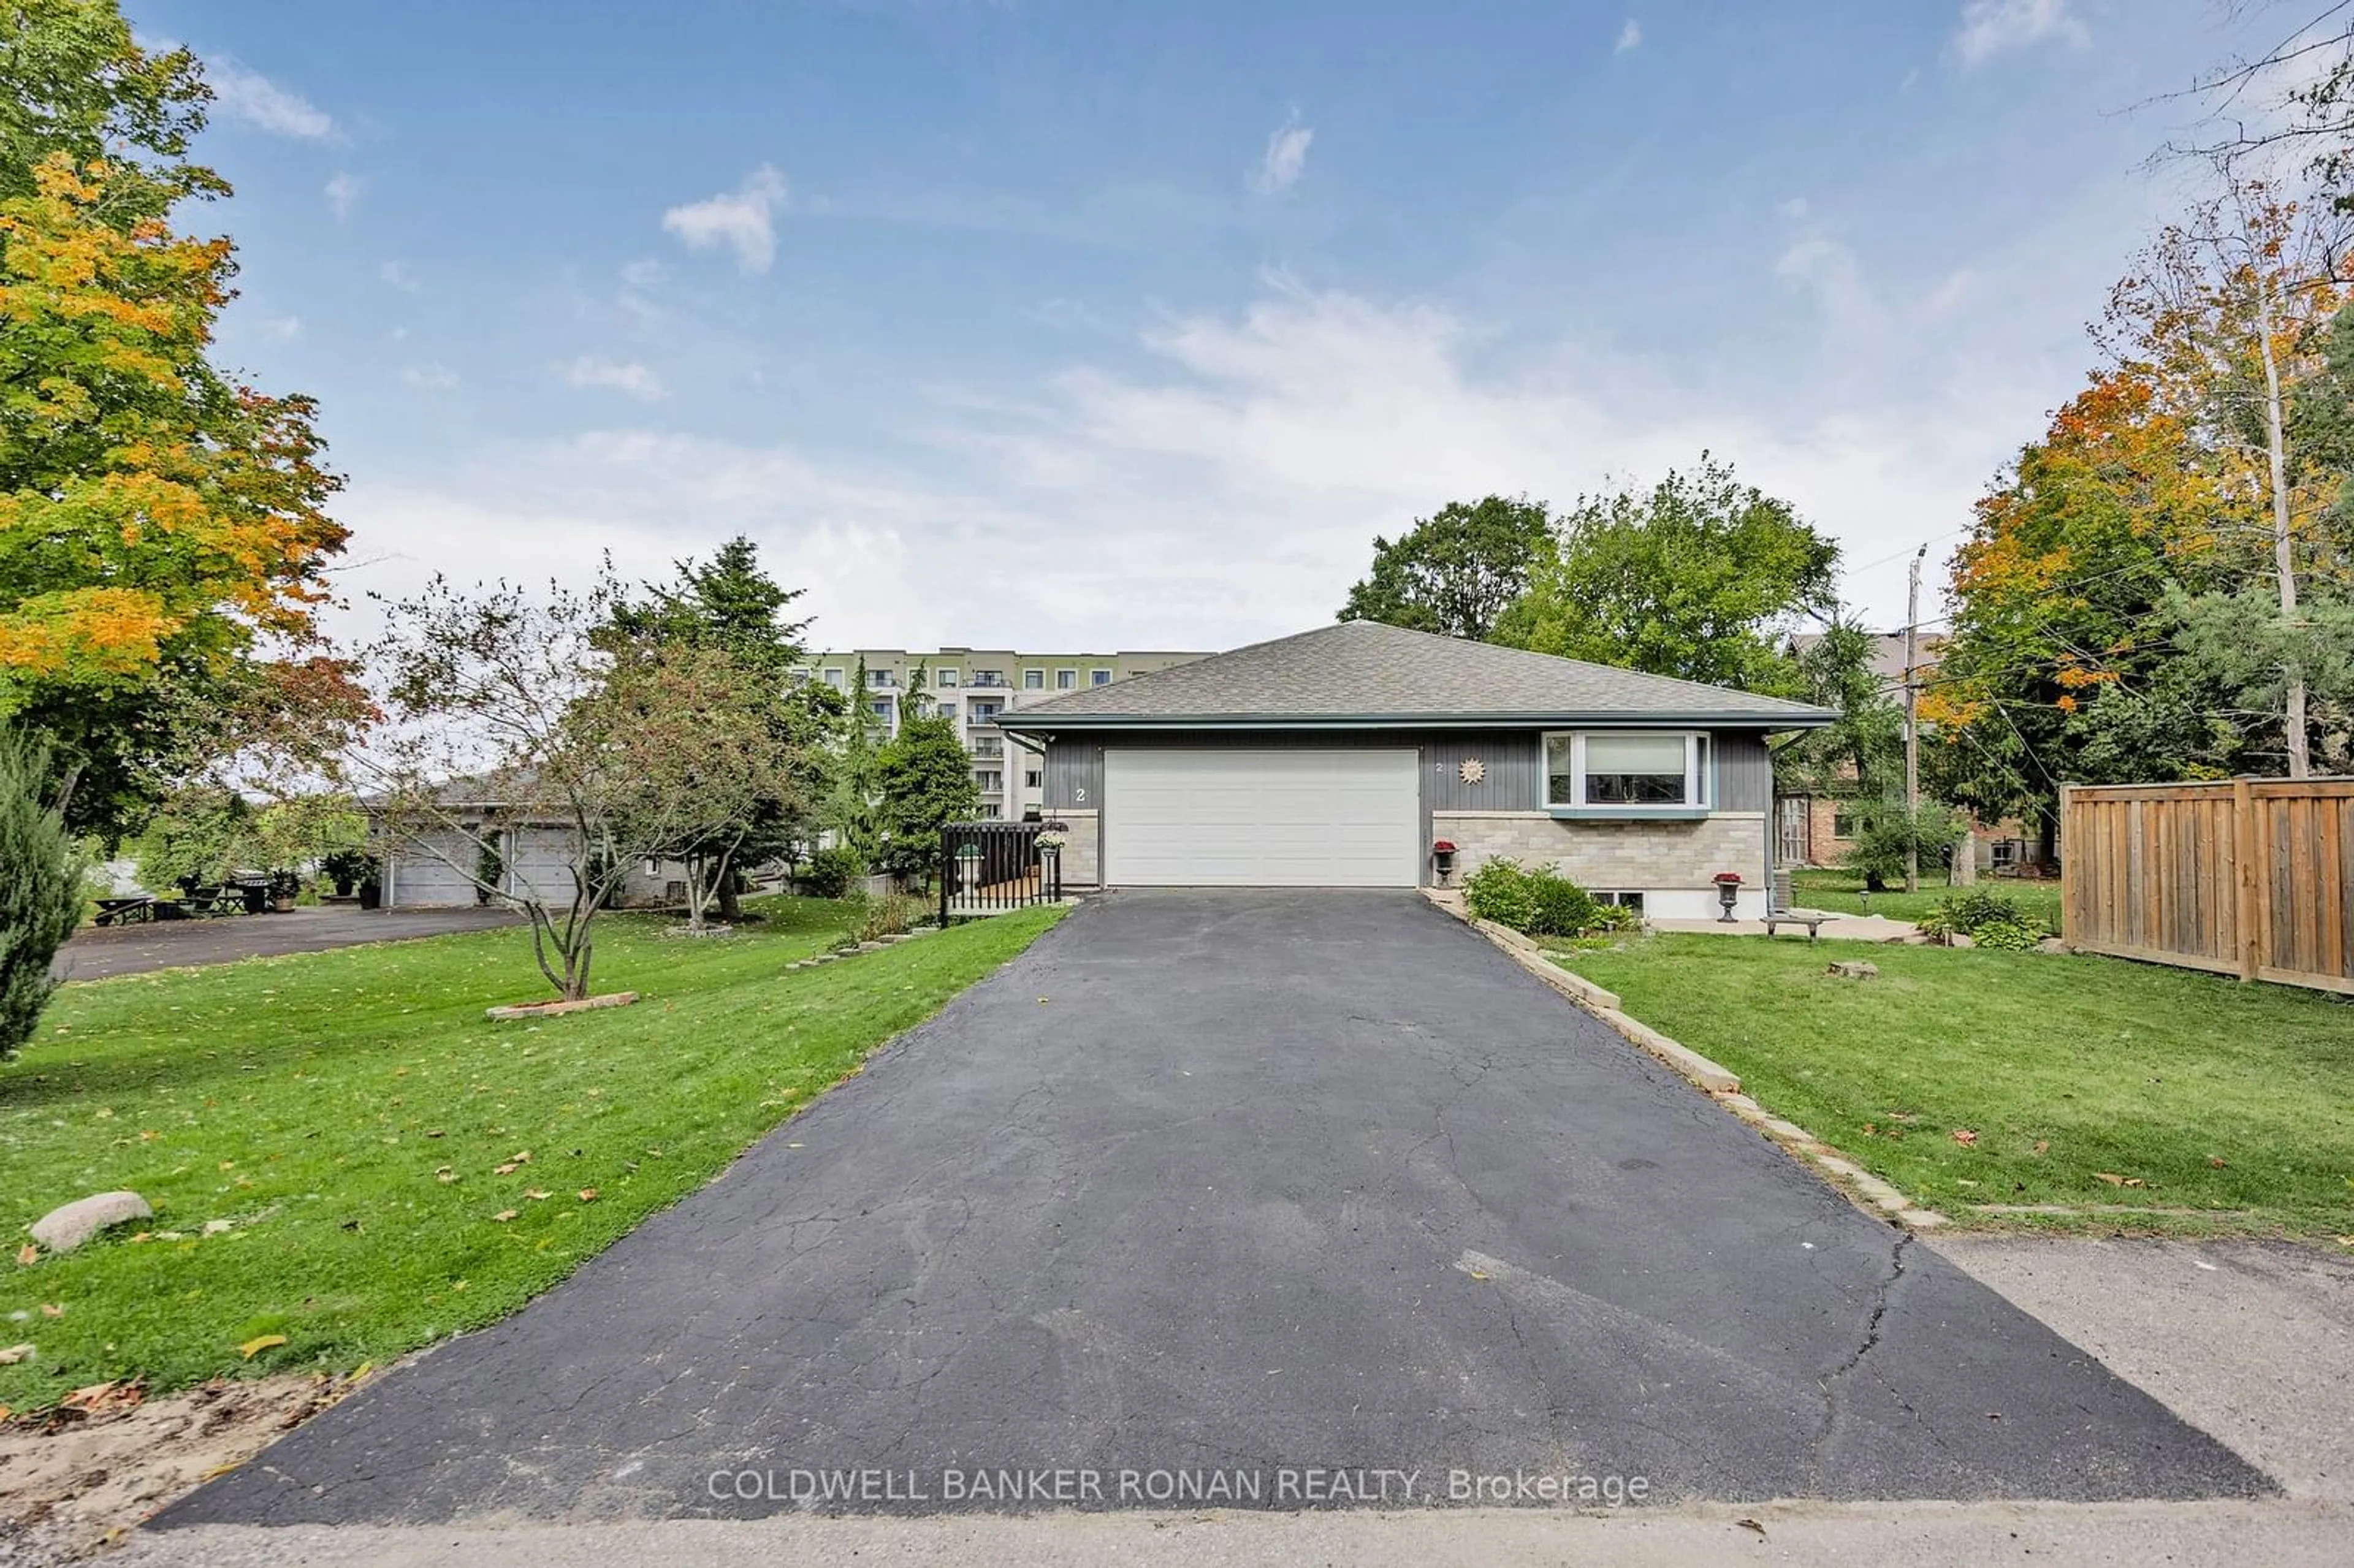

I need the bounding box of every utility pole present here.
[1903,544,1927,896]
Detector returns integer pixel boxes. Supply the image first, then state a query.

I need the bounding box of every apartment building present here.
[803,647,1213,819]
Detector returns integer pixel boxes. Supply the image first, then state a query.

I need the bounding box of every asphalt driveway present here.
[55,906,525,981]
[161,891,2261,1525]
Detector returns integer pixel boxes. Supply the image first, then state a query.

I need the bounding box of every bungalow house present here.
[998,621,1834,919]
[365,779,687,910]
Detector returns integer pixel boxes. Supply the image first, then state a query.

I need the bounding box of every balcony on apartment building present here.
[967,670,1010,689]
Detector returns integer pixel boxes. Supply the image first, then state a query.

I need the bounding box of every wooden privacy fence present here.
[2061,778,2354,995]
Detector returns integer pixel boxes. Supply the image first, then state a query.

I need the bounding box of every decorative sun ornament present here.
[1458,758,1485,785]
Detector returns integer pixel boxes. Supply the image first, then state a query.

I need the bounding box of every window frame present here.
[1090,668,1113,686]
[1542,730,1711,812]
[1022,668,1045,690]
[1056,668,1076,690]
[936,668,959,687]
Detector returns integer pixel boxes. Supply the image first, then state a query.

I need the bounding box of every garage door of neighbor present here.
[1102,747,1421,888]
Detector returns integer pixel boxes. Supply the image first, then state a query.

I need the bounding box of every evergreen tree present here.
[873,714,980,884]
[0,729,83,1058]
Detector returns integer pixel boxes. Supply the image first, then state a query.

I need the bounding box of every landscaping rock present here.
[30,1192,152,1254]
[483,991,638,1021]
[2037,937,2070,954]
[852,942,887,953]
[1826,960,1880,980]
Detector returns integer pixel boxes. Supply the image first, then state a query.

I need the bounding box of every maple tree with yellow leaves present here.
[0,2,348,836]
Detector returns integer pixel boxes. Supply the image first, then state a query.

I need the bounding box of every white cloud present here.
[1952,0,2088,66]
[208,58,335,139]
[379,261,419,292]
[324,271,2059,655]
[661,166,788,272]
[1615,19,1644,54]
[619,259,670,289]
[1249,112,1314,194]
[401,364,457,391]
[325,172,362,219]
[565,356,667,401]
[261,314,302,340]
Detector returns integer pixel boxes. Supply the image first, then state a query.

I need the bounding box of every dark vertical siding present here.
[1043,736,1103,810]
[1425,733,1542,811]
[1713,732,1772,813]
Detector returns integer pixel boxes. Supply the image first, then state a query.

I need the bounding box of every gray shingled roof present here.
[997,621,1834,729]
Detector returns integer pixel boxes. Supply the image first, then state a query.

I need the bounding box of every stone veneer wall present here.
[1045,808,1101,887]
[1433,810,1770,910]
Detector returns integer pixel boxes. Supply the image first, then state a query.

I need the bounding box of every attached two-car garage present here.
[1100,748,1422,888]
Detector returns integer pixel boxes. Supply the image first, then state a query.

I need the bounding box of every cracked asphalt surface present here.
[158,891,2263,1526]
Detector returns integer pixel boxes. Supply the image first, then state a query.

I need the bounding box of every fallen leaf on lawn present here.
[452,1280,468,1292]
[1467,1269,1490,1281]
[425,1129,444,1139]
[139,1130,158,1142]
[493,1162,520,1175]
[0,1344,32,1364]
[435,1166,458,1184]
[39,1304,61,1319]
[61,1380,141,1412]
[525,1189,552,1201]
[492,1210,518,1223]
[238,1334,287,1360]
[2207,1156,2228,1169]
[203,1219,233,1235]
[218,1161,233,1171]
[1951,1129,1979,1147]
[2092,1172,2149,1189]
[509,1151,531,1165]
[129,1232,152,1244]
[15,1244,36,1266]
[577,1188,599,1202]
[2033,1140,2050,1155]
[0,1404,9,1420]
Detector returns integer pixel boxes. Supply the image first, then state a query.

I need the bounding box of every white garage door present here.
[1103,748,1421,887]
[387,832,478,907]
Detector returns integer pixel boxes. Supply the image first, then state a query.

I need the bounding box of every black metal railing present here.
[940,820,1062,923]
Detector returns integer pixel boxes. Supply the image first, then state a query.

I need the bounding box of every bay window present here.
[1544,731,1710,810]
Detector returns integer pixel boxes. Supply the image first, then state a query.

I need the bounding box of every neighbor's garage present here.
[1102,748,1420,887]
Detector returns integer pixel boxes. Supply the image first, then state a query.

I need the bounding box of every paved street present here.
[55,906,525,982]
[159,892,2261,1528]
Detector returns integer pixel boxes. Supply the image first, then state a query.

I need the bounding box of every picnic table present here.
[93,896,156,926]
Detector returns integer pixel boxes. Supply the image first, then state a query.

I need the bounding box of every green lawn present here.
[1,899,1061,1410]
[1548,935,2354,1238]
[1789,867,2063,932]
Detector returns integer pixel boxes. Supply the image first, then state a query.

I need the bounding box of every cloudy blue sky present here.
[132,0,2284,652]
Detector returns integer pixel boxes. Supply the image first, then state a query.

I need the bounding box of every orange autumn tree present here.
[1925,368,2252,847]
[0,152,345,831]
[1930,181,2354,841]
